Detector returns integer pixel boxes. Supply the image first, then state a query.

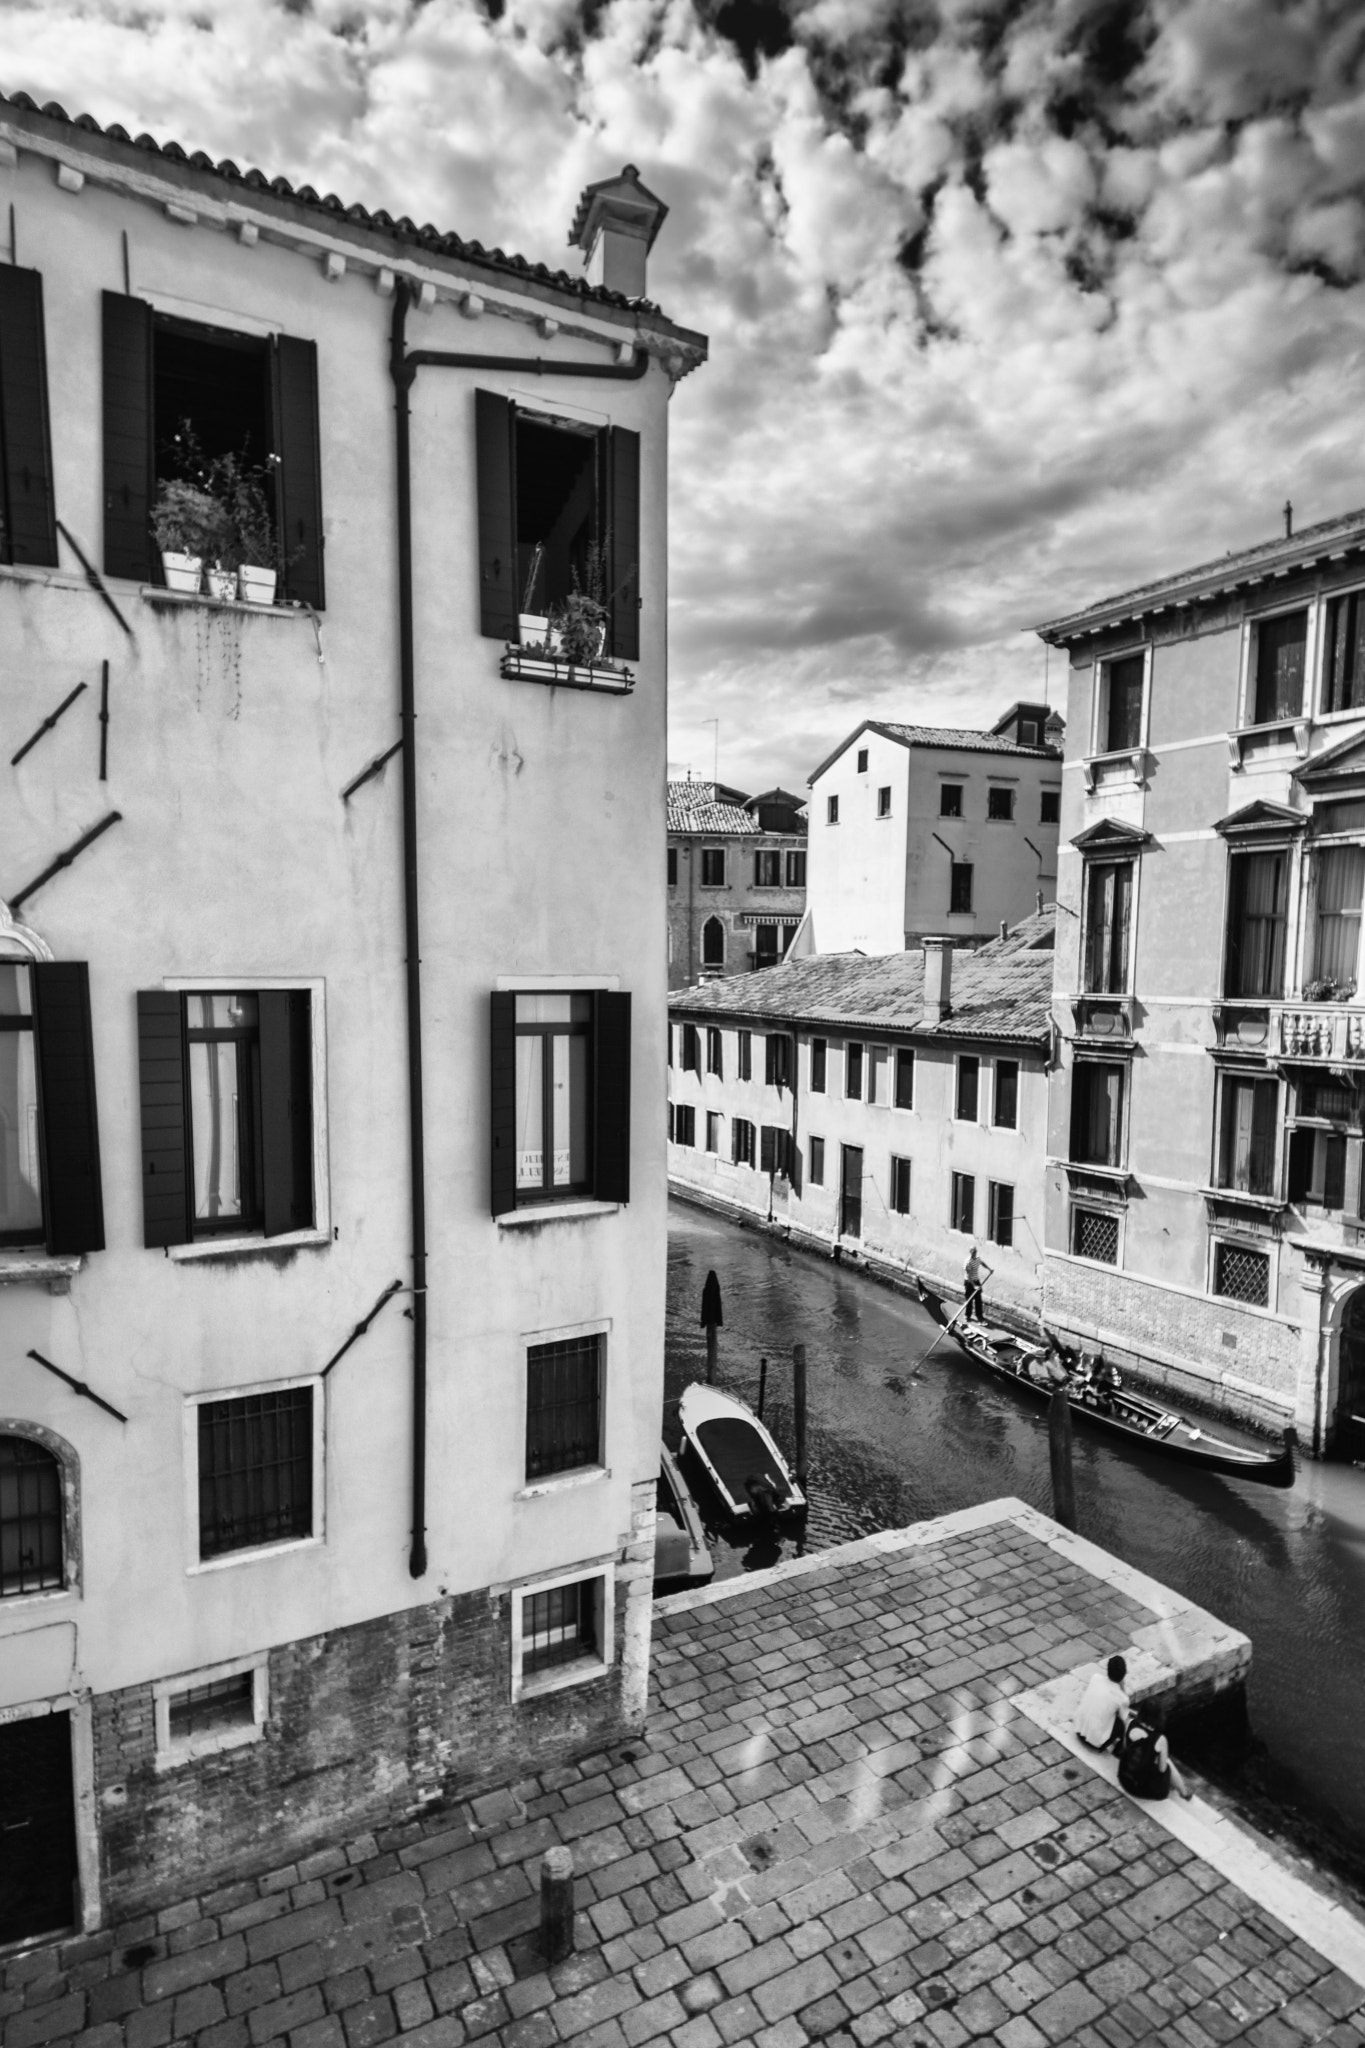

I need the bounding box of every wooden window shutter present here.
[475,390,516,642]
[490,991,518,1216]
[31,963,104,1254]
[271,335,325,609]
[760,1125,777,1174]
[0,265,58,567]
[593,992,632,1204]
[101,291,154,582]
[608,426,640,662]
[259,991,314,1237]
[137,992,190,1248]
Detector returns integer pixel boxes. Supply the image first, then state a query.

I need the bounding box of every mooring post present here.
[706,1325,718,1384]
[701,1269,723,1385]
[540,1846,575,1962]
[793,1342,808,1486]
[1048,1387,1077,1532]
[757,1355,767,1419]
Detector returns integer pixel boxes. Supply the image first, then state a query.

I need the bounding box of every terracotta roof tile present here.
[667,782,761,835]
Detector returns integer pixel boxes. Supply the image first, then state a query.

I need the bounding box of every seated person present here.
[1075,1654,1130,1753]
[1092,1358,1122,1410]
[1117,1703,1192,1802]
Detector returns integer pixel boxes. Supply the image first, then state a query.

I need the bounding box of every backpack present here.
[1117,1718,1169,1800]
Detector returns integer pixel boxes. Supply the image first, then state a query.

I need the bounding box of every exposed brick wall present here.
[93,1576,639,1921]
[1043,1255,1301,1429]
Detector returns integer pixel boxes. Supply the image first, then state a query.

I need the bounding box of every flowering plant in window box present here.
[210,451,283,605]
[1303,977,1357,1003]
[150,478,230,594]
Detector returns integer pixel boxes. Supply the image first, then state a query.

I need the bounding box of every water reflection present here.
[665,1200,1365,1853]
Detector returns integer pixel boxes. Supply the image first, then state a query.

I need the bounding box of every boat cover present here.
[695,1416,791,1510]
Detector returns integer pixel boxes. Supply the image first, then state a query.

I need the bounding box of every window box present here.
[499,646,635,695]
[511,1567,614,1701]
[153,1655,268,1769]
[140,586,303,618]
[491,989,631,1213]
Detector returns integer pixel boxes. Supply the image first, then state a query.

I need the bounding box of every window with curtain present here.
[0,963,42,1246]
[1225,851,1288,998]
[1083,862,1133,993]
[1323,592,1365,715]
[514,994,591,1194]
[1070,1063,1125,1167]
[1252,611,1307,723]
[1216,1076,1278,1196]
[1312,846,1365,990]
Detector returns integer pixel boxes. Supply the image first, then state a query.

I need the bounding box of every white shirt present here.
[1075,1669,1128,1747]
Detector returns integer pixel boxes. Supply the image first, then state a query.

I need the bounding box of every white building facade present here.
[0,95,704,1938]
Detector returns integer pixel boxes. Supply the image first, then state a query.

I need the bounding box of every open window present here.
[1248,610,1308,724]
[490,990,631,1213]
[1,957,104,1257]
[102,294,323,604]
[475,391,639,661]
[0,264,58,566]
[1095,652,1146,754]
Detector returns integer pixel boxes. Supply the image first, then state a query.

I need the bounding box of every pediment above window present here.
[1069,818,1150,852]
[1296,729,1365,792]
[1212,800,1307,840]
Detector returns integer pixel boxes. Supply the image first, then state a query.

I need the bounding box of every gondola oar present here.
[914,1292,973,1370]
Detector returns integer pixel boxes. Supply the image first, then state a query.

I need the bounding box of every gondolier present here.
[963,1245,991,1321]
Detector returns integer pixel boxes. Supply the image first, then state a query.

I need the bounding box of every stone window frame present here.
[0,1417,82,1614]
[510,1561,615,1703]
[182,1372,326,1577]
[152,1650,269,1772]
[1207,1233,1278,1314]
[515,1314,611,1501]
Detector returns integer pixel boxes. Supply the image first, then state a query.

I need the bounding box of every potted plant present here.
[548,538,613,666]
[1304,976,1358,1003]
[210,451,280,605]
[149,477,229,594]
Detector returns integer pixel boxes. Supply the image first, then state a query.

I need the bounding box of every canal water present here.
[665,1199,1365,1873]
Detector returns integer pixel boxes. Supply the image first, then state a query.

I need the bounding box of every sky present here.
[6,0,1365,794]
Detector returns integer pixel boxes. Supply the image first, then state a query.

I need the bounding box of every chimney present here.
[568,165,669,301]
[1284,499,1294,539]
[1000,920,1009,942]
[923,937,953,1025]
[1036,890,1044,915]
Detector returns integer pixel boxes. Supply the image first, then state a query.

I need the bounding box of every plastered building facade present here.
[0,96,705,1940]
[1038,507,1365,1457]
[803,707,1063,957]
[666,783,806,989]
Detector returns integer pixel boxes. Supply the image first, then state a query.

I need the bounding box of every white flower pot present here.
[205,566,236,602]
[237,564,278,606]
[161,551,203,594]
[518,612,553,648]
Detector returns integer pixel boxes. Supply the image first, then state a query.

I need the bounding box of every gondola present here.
[678,1383,807,1520]
[916,1284,1296,1489]
[654,1441,714,1585]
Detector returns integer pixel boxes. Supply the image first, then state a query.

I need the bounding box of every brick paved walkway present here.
[4,1510,1363,2048]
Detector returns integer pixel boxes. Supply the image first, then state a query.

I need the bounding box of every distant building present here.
[1036,505,1365,1455]
[804,708,1064,956]
[667,781,807,989]
[666,912,1056,1314]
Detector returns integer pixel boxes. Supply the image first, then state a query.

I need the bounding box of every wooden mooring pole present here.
[757,1355,767,1419]
[793,1343,808,1487]
[1048,1388,1077,1532]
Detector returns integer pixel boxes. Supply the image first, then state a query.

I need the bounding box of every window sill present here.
[187,1533,322,1576]
[499,1201,621,1228]
[1227,719,1309,768]
[515,1465,611,1501]
[168,1227,330,1263]
[500,647,635,695]
[515,1653,613,1703]
[1201,1186,1286,1213]
[139,587,311,620]
[1082,748,1149,792]
[154,1721,262,1772]
[0,1252,81,1293]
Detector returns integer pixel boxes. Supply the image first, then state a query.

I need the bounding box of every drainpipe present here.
[389,282,649,1578]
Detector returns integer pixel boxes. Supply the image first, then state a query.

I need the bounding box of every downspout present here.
[388,282,649,1578]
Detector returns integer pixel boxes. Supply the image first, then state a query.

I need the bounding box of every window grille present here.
[1213,1243,1270,1307]
[523,1579,597,1675]
[0,1436,64,1597]
[197,1387,313,1560]
[526,1335,601,1478]
[168,1670,254,1741]
[1072,1207,1119,1265]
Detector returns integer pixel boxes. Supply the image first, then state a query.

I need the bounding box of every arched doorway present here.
[1336,1288,1365,1460]
[702,917,725,968]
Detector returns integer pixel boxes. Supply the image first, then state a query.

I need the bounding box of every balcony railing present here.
[1275,1003,1365,1061]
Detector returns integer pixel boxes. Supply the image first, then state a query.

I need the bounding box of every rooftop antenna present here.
[1284,499,1294,539]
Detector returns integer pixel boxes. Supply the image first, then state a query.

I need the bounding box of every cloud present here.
[5,0,1365,795]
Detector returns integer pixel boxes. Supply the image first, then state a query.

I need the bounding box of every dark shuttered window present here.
[136,991,314,1247]
[102,291,155,582]
[475,390,517,641]
[0,960,104,1256]
[489,989,631,1214]
[0,265,58,566]
[271,336,324,609]
[609,426,640,662]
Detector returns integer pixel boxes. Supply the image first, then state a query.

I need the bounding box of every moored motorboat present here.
[916,1285,1295,1489]
[679,1382,807,1519]
[655,1440,714,1584]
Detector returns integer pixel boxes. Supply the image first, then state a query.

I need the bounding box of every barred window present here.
[1072,1207,1119,1265]
[167,1670,254,1742]
[197,1387,314,1561]
[523,1578,599,1676]
[526,1335,601,1479]
[1213,1242,1270,1307]
[0,1435,64,1598]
